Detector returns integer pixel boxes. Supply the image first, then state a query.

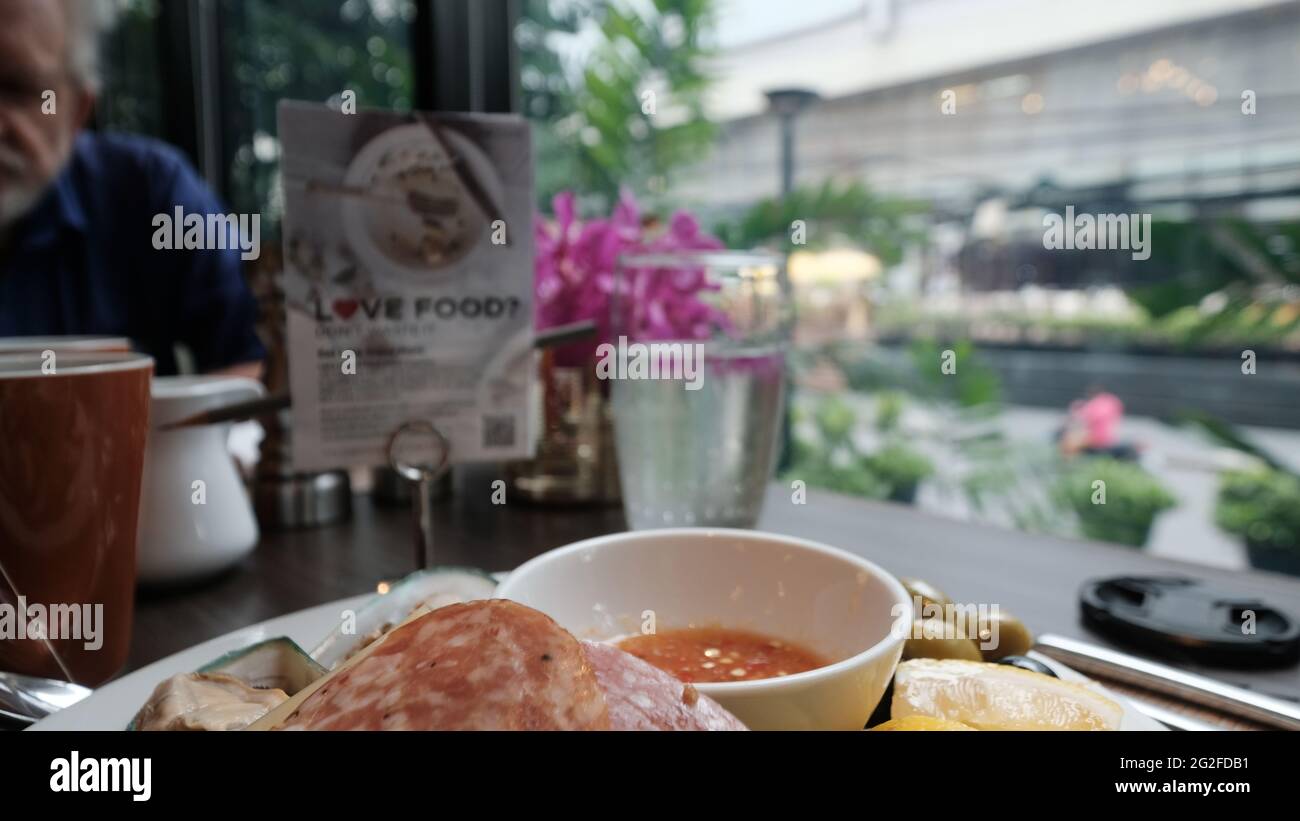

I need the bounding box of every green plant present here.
[1215,467,1300,552]
[714,179,925,265]
[518,0,594,207]
[1177,412,1291,472]
[1053,458,1177,547]
[908,339,1002,409]
[875,390,904,433]
[863,443,934,492]
[956,438,1073,536]
[783,458,889,499]
[519,0,718,209]
[789,395,934,503]
[1129,219,1300,321]
[812,396,856,446]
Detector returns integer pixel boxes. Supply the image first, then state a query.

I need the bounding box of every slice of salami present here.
[582,640,748,730]
[278,600,609,730]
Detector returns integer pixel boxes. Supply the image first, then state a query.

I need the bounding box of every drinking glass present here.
[610,251,791,530]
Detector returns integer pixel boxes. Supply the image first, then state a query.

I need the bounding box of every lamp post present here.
[764,88,820,196]
[763,88,818,474]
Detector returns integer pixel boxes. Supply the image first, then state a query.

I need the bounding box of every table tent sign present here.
[278,100,537,471]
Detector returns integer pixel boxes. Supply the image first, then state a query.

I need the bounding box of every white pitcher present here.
[136,376,264,584]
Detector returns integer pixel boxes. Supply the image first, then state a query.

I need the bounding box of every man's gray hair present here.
[64,0,117,93]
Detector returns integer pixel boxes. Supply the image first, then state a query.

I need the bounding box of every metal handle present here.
[386,420,451,569]
[0,672,92,725]
[1035,633,1300,730]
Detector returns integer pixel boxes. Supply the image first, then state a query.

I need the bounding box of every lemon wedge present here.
[891,659,1123,731]
[870,715,975,731]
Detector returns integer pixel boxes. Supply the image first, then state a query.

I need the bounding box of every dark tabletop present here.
[129,468,1300,703]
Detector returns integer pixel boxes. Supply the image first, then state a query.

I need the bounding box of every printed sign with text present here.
[278,100,536,470]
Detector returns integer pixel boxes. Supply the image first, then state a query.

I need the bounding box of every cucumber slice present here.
[310,566,497,670]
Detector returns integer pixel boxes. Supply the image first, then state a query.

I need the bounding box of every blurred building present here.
[678,0,1300,223]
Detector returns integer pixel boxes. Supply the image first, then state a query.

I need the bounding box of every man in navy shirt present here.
[0,0,264,377]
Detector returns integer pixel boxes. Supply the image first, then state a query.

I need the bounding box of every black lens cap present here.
[1080,576,1300,668]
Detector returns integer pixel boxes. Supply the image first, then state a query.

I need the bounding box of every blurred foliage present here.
[1175,411,1291,472]
[1215,467,1300,552]
[827,339,1002,412]
[871,292,1300,353]
[877,217,1300,354]
[517,0,590,123]
[1052,458,1176,548]
[786,450,891,499]
[785,395,932,503]
[908,339,1001,409]
[789,385,1197,551]
[714,180,926,266]
[96,0,417,228]
[517,0,593,209]
[863,442,934,491]
[99,0,164,137]
[874,389,904,433]
[956,436,1067,535]
[1156,297,1300,352]
[218,0,415,224]
[1127,220,1241,319]
[812,395,855,447]
[1131,219,1300,319]
[520,0,718,212]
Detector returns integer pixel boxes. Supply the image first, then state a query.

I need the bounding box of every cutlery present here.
[0,672,92,726]
[1036,633,1300,730]
[1123,696,1217,731]
[159,392,292,430]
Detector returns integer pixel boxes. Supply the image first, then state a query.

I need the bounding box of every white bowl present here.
[495,528,912,730]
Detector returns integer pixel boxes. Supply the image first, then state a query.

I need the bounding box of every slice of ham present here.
[582,640,747,730]
[278,600,609,730]
[274,599,746,731]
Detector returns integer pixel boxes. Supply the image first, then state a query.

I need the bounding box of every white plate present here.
[29,584,1165,731]
[29,595,368,731]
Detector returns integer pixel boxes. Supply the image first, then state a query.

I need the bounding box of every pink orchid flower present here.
[534,189,729,367]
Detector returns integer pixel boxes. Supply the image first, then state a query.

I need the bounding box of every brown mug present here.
[0,351,153,685]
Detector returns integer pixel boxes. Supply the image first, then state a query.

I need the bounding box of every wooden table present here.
[129,469,1300,712]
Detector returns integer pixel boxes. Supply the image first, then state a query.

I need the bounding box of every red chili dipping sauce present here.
[617,627,828,683]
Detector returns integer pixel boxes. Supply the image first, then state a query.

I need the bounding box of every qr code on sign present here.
[483,415,516,449]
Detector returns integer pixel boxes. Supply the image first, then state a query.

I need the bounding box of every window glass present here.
[98,0,165,137]
[518,0,1300,571]
[217,0,417,227]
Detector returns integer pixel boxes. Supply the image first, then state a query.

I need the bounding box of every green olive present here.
[900,577,953,615]
[971,610,1033,661]
[902,617,984,662]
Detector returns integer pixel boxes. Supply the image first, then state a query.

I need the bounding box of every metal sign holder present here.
[386,420,452,570]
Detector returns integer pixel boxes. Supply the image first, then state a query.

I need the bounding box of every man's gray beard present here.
[0,143,58,229]
[0,186,46,229]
